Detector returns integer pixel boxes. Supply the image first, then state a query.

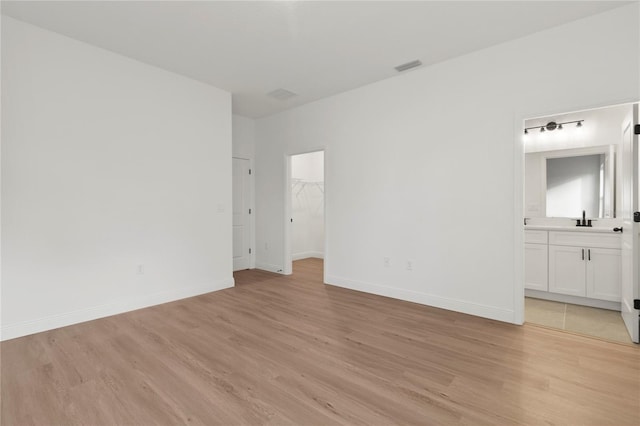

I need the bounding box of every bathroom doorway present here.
[522,103,638,344]
[284,150,325,280]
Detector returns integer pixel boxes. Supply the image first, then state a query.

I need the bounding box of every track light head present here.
[524,128,528,135]
[558,123,563,130]
[540,127,545,132]
[577,121,583,127]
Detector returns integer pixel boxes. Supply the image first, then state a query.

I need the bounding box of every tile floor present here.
[525,297,633,344]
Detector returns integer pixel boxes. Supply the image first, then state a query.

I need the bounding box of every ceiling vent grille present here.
[267,88,298,100]
[395,60,422,72]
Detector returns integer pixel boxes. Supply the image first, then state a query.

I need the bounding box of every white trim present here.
[525,289,620,311]
[255,262,284,274]
[292,251,324,260]
[283,154,293,275]
[326,275,515,323]
[514,113,526,325]
[0,278,234,341]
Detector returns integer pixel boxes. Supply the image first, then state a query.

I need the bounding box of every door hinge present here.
[635,124,640,135]
[249,208,252,214]
[249,169,252,175]
[634,212,640,223]
[249,248,252,254]
[634,299,640,310]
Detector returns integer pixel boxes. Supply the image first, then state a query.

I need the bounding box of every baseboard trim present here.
[325,275,515,323]
[525,289,621,311]
[255,262,284,274]
[1,278,234,341]
[292,251,324,261]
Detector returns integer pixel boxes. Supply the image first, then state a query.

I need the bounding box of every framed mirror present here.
[525,145,616,219]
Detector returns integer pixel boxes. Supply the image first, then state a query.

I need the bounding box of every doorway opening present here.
[522,102,639,344]
[285,150,325,280]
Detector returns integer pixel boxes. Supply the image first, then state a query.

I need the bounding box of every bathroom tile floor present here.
[525,297,633,345]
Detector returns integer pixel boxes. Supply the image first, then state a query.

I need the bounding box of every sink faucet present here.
[576,210,593,227]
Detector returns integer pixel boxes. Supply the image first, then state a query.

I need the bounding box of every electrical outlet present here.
[406,260,413,271]
[383,257,391,268]
[137,264,144,275]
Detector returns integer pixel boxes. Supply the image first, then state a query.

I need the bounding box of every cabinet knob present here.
[613,227,623,233]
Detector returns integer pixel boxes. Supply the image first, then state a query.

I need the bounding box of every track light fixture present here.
[524,120,584,135]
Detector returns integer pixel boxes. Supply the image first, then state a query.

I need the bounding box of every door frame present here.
[283,148,327,280]
[513,98,639,326]
[232,156,255,271]
[620,104,639,342]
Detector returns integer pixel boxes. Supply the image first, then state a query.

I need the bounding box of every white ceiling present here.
[1,1,631,118]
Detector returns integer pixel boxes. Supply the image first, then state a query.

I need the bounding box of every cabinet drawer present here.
[548,232,620,249]
[524,230,547,244]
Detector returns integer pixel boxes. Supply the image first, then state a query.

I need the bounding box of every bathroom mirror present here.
[524,145,616,219]
[546,154,606,218]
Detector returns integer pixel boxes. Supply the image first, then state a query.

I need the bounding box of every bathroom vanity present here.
[525,226,621,309]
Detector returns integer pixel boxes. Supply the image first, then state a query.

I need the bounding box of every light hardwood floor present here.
[2,258,639,425]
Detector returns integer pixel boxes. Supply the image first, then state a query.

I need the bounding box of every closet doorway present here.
[284,150,325,278]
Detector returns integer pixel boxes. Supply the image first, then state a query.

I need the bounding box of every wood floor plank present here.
[2,258,638,425]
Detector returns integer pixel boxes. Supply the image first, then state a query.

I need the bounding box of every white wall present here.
[254,4,639,323]
[232,114,256,160]
[1,17,232,340]
[291,151,324,260]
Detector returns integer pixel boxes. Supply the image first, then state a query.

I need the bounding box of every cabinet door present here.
[586,248,622,302]
[549,245,586,297]
[525,243,548,291]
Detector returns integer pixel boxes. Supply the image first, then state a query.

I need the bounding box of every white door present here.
[232,158,251,271]
[548,245,586,297]
[620,104,639,343]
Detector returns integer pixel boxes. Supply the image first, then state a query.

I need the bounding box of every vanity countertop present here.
[524,225,621,234]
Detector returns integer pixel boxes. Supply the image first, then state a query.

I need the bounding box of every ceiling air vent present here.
[395,60,422,72]
[267,88,298,100]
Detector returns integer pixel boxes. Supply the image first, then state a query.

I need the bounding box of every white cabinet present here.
[524,230,548,291]
[549,245,587,296]
[586,248,622,302]
[547,232,621,300]
[525,243,548,291]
